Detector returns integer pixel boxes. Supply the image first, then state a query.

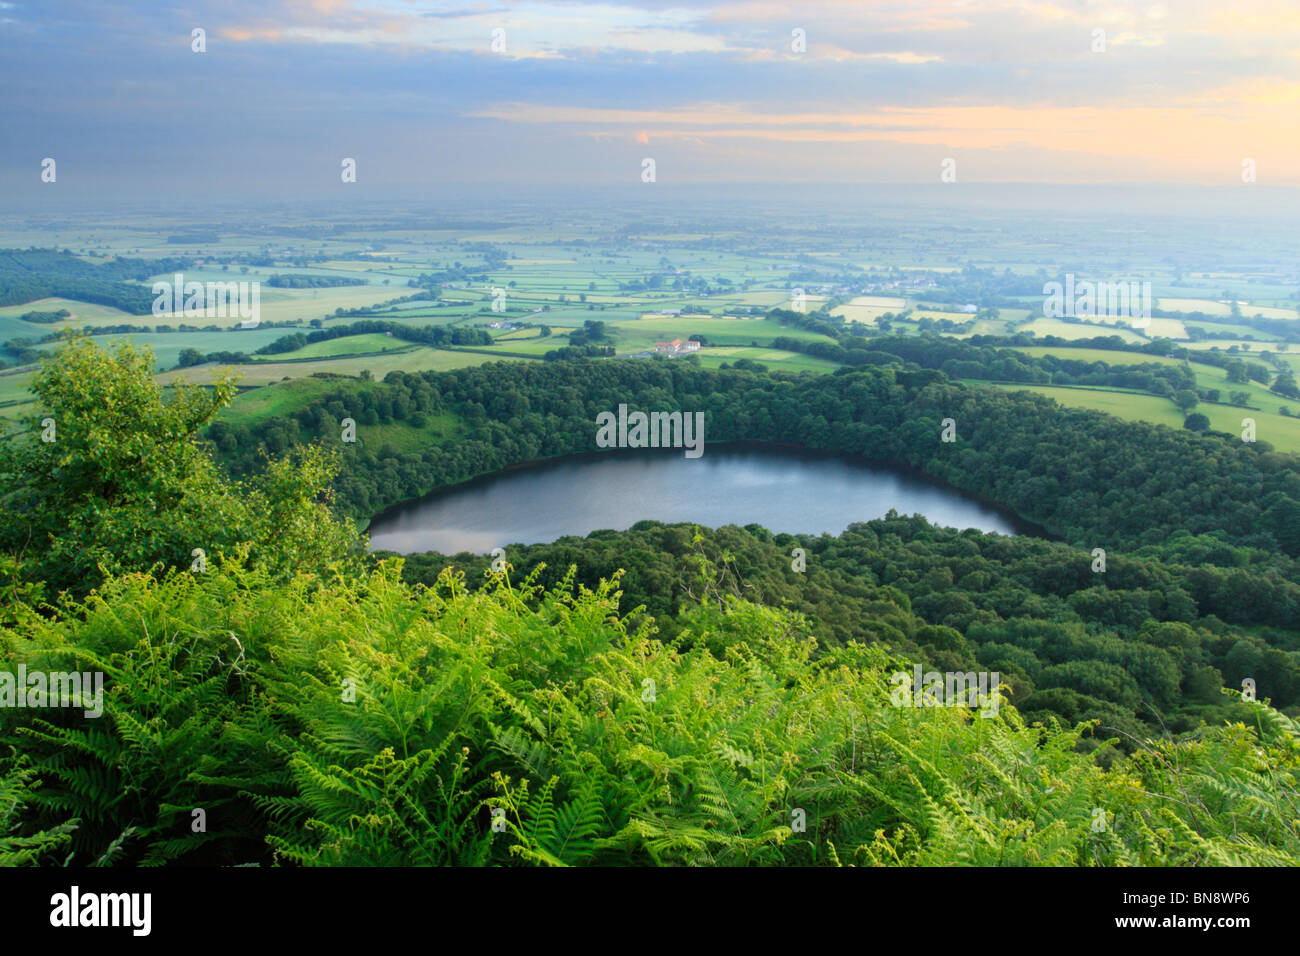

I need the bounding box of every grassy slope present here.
[157,347,513,389]
[693,347,841,372]
[1013,345,1300,416]
[263,332,413,360]
[981,382,1300,453]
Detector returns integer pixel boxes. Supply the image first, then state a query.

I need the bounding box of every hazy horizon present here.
[9,183,1300,222]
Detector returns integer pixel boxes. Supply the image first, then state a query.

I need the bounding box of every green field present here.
[264,333,413,360]
[147,279,399,328]
[1182,320,1282,340]
[1275,352,1300,377]
[0,368,37,422]
[1021,318,1146,342]
[952,319,1011,338]
[1011,345,1300,417]
[980,383,1185,425]
[31,327,304,371]
[1142,318,1189,339]
[605,316,835,353]
[1014,347,1185,367]
[1183,339,1283,352]
[830,296,912,327]
[692,346,841,373]
[1159,297,1234,316]
[348,411,465,456]
[0,296,137,326]
[1159,297,1299,320]
[982,382,1300,453]
[473,336,567,357]
[158,347,515,388]
[218,376,464,448]
[215,376,362,427]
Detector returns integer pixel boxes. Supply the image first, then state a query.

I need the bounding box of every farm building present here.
[655,339,701,354]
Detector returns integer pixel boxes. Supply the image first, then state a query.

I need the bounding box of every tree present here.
[1185,664,1223,702]
[1174,389,1198,412]
[1183,413,1211,432]
[1260,496,1300,557]
[1270,370,1300,399]
[0,336,358,594]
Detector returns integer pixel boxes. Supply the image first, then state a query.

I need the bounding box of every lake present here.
[366,443,1036,554]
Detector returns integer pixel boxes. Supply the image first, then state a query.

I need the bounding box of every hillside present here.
[2,338,1299,867]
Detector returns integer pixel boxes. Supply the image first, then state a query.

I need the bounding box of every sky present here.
[1,0,1297,201]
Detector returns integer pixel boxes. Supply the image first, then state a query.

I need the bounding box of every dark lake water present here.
[366,444,1035,555]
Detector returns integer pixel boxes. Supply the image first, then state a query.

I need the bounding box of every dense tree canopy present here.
[0,337,360,596]
[3,339,1299,868]
[210,358,1300,564]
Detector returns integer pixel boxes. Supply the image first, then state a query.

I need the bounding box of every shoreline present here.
[363,439,1055,552]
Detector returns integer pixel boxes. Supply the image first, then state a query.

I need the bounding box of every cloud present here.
[475,95,1300,183]
[1,0,1297,192]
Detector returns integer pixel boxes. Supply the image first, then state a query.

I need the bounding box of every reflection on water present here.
[366,444,1034,555]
